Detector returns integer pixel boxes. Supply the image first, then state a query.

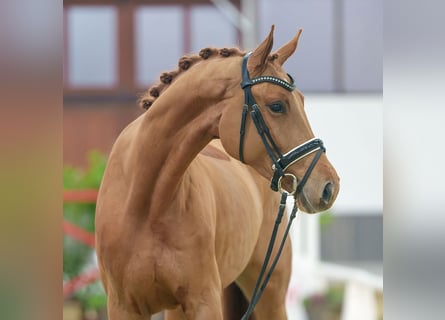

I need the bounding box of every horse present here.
[95,26,340,320]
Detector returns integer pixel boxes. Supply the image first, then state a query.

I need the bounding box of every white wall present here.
[305,94,383,214]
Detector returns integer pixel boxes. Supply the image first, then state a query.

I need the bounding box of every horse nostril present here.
[321,182,333,204]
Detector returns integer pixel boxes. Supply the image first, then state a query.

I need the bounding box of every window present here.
[66,6,118,88]
[134,6,184,87]
[64,0,241,98]
[190,5,237,52]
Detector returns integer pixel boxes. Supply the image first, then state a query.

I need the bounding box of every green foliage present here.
[64,150,107,190]
[74,282,108,310]
[324,284,344,310]
[63,150,108,310]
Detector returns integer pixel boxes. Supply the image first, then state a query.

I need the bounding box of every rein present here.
[239,52,325,319]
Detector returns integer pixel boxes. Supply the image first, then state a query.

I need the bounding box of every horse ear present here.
[247,25,275,75]
[273,28,303,66]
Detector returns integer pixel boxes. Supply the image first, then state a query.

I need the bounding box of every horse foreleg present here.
[106,295,149,320]
[179,284,224,320]
[166,257,224,320]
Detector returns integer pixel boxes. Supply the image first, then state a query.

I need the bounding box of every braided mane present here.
[138,47,248,110]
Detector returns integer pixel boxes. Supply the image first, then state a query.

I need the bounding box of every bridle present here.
[239,52,325,195]
[239,52,326,319]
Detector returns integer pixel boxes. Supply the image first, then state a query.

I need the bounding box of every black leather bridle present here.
[239,52,326,319]
[239,52,325,195]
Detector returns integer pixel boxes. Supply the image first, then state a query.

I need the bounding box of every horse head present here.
[219,26,340,213]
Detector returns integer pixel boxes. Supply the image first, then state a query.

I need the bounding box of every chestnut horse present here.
[95,26,339,320]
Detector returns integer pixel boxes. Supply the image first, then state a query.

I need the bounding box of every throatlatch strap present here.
[239,104,249,163]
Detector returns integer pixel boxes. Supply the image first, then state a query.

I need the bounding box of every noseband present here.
[239,52,326,319]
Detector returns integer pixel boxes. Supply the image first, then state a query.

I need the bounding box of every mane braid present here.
[138,47,246,110]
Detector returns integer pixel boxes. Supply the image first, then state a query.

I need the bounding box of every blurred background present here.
[63,0,382,319]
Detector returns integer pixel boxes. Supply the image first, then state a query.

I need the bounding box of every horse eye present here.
[268,102,285,113]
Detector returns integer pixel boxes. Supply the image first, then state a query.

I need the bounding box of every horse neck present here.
[125,58,241,217]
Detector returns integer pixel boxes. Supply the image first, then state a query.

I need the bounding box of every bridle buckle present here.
[277,173,298,195]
